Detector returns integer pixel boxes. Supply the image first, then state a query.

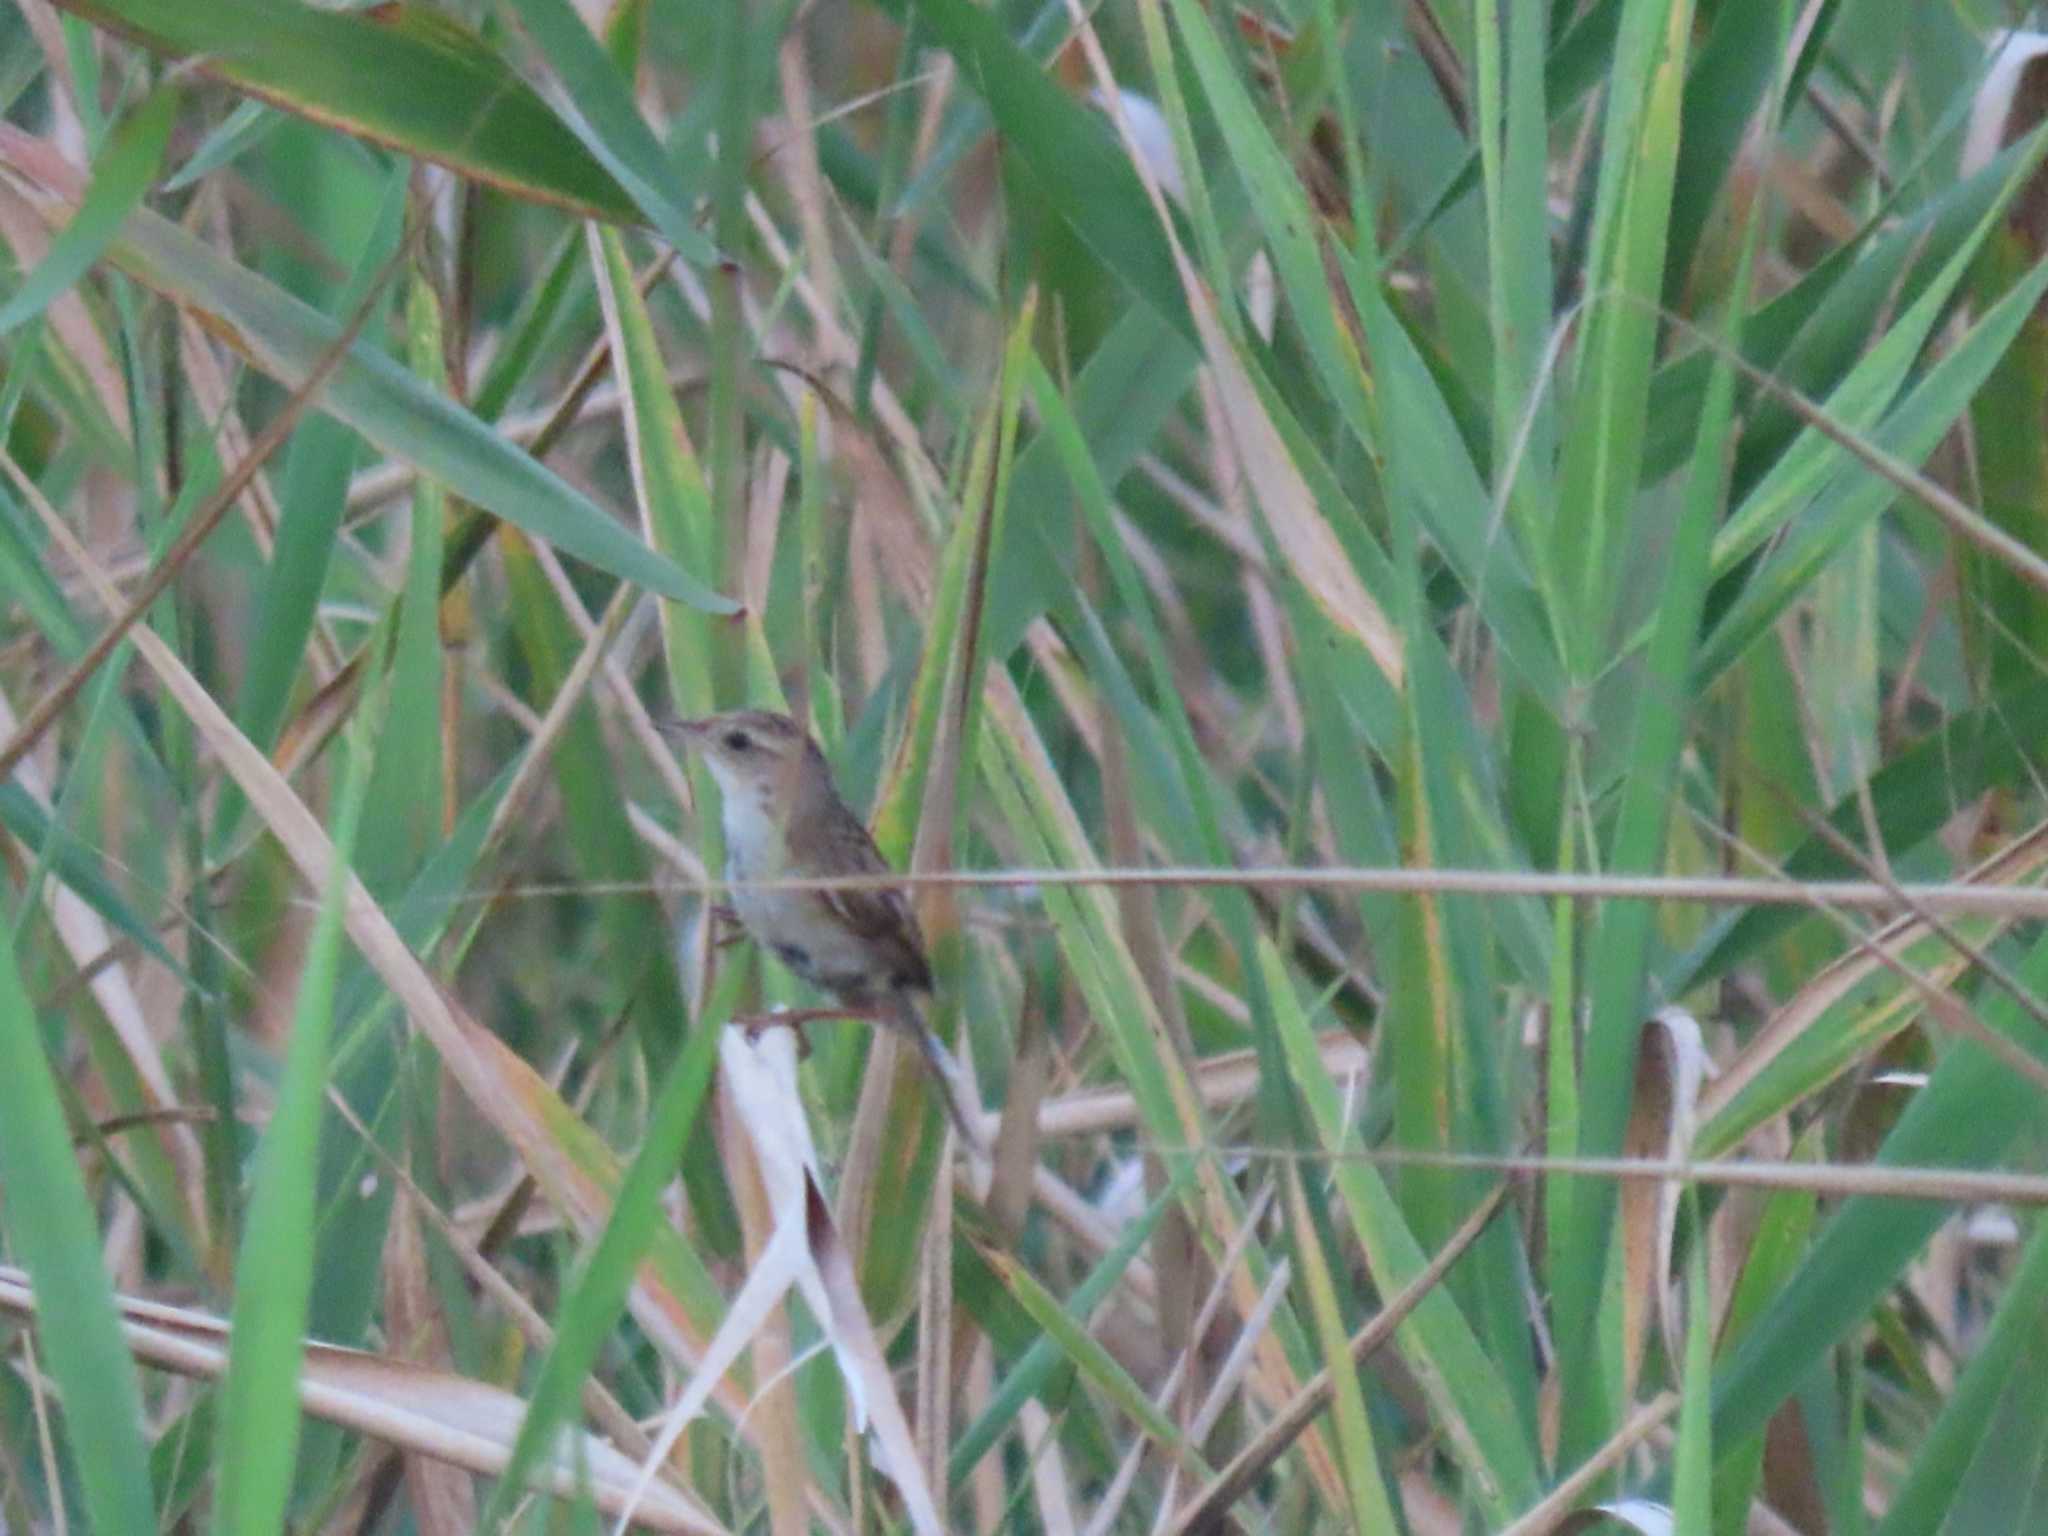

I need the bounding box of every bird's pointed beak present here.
[659,716,711,743]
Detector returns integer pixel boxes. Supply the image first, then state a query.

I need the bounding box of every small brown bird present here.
[667,709,981,1144]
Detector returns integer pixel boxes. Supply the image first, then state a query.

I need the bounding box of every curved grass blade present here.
[1696,931,1981,1162]
[162,98,276,193]
[894,0,1192,343]
[1661,0,1797,302]
[0,782,177,972]
[983,307,1199,662]
[0,121,734,611]
[964,1230,1208,1484]
[500,0,716,265]
[0,82,172,337]
[946,1169,1187,1486]
[52,0,640,222]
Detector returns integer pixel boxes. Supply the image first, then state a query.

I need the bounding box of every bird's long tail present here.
[889,994,985,1152]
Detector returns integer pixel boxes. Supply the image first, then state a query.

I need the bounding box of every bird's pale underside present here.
[668,710,981,1145]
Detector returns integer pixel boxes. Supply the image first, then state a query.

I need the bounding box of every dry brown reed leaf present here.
[1694,813,2041,1157]
[1618,1008,1714,1402]
[382,1193,479,1536]
[984,1029,1368,1143]
[771,31,846,322]
[0,1266,719,1533]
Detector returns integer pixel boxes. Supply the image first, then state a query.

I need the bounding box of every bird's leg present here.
[728,1006,856,1058]
[707,903,744,948]
[826,1000,892,1025]
[730,1000,895,1058]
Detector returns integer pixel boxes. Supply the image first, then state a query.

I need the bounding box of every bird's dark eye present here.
[724,730,751,753]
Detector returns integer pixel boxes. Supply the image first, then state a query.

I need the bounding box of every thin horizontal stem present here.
[1140,1145,2048,1207]
[678,864,2048,916]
